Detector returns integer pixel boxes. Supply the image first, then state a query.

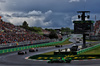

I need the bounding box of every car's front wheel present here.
[65,60,71,63]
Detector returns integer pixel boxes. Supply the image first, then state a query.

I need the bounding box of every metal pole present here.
[83,34,86,48]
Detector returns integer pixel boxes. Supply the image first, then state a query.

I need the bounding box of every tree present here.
[45,28,55,32]
[32,27,42,32]
[70,29,74,34]
[66,27,71,34]
[22,21,28,29]
[61,27,71,35]
[49,31,58,39]
[61,27,65,32]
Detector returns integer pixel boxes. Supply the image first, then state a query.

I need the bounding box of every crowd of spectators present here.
[0,19,49,44]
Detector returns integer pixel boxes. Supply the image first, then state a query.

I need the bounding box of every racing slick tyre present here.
[36,49,38,51]
[25,51,27,54]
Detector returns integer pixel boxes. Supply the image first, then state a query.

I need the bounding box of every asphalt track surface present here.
[0,35,100,66]
[0,43,100,66]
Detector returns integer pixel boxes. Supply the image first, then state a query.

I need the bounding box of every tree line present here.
[20,21,74,39]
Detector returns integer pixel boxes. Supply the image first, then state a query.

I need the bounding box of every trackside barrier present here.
[77,44,100,55]
[0,39,52,48]
[0,37,70,54]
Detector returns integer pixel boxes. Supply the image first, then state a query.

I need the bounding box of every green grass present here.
[34,32,44,35]
[38,38,72,55]
[60,39,72,45]
[41,51,54,55]
[41,46,100,55]
[86,40,99,42]
[81,37,98,42]
[46,39,72,47]
[53,38,72,45]
[29,44,100,60]
[80,46,100,55]
[39,38,72,48]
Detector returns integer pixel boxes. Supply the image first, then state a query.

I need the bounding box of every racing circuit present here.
[0,34,100,66]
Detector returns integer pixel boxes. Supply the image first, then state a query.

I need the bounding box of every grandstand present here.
[0,19,49,44]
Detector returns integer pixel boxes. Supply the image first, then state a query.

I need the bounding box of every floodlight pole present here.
[77,11,90,48]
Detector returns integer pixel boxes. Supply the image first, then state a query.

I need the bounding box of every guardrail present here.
[0,37,70,54]
[77,44,100,55]
[0,35,68,48]
[0,39,52,48]
[0,35,69,48]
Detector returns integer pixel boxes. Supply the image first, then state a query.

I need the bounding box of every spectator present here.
[0,20,49,44]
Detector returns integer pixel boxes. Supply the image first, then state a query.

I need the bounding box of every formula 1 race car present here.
[47,58,72,63]
[55,45,62,48]
[29,48,38,52]
[18,51,27,55]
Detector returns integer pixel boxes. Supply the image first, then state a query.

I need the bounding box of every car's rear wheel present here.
[61,45,62,47]
[36,49,38,51]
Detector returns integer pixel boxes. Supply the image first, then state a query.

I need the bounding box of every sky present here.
[0,0,100,29]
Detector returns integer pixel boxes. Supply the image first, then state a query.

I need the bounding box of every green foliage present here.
[61,27,71,32]
[60,27,71,35]
[22,21,28,29]
[45,28,55,32]
[70,29,74,34]
[27,27,42,32]
[49,31,58,39]
[32,27,42,32]
[21,21,42,33]
[80,46,100,55]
